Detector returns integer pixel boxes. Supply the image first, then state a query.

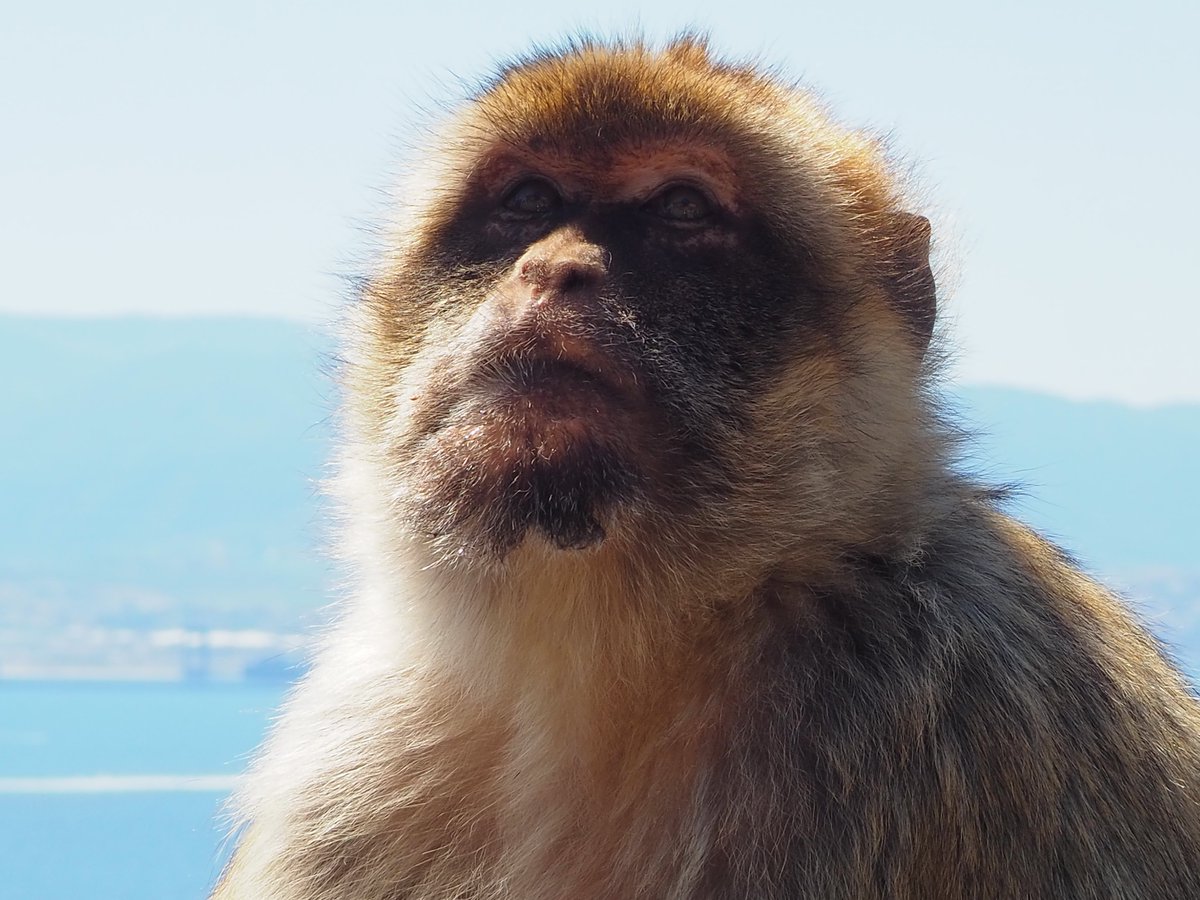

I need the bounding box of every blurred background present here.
[2,2,1196,897]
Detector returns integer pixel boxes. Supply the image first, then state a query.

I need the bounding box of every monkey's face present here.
[387,144,812,558]
[365,48,935,562]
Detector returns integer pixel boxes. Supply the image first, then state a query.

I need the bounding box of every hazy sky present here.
[2,1,1197,404]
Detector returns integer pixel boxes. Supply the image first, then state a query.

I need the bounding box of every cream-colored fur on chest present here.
[222,464,752,900]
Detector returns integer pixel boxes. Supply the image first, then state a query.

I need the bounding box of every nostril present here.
[556,262,600,294]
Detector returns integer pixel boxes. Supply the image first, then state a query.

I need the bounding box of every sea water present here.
[0,681,287,900]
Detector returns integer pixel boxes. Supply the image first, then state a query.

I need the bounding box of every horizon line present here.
[0,775,241,794]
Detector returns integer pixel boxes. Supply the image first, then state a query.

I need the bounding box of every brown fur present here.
[214,38,1200,899]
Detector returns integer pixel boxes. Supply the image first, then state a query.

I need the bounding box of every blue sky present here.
[2,1,1196,404]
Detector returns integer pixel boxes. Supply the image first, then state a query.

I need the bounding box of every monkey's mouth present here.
[411,351,641,555]
[498,356,623,410]
[401,328,655,555]
[471,327,640,420]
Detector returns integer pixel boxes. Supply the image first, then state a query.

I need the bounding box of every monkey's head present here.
[351,39,942,576]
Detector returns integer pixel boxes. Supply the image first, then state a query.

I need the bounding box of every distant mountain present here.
[1,316,333,608]
[2,316,1196,670]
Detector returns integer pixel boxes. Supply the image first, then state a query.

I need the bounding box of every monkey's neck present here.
[351,531,746,754]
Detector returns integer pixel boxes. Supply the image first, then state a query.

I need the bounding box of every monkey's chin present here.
[405,391,643,558]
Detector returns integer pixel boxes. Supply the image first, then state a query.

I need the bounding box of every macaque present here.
[214,38,1200,899]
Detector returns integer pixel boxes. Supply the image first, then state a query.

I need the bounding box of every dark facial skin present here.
[391,144,825,556]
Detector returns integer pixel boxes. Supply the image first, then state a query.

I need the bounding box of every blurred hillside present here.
[1,316,1197,678]
[2,316,331,601]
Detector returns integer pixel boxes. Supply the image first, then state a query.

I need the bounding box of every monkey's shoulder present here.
[761,500,1179,684]
[720,501,1200,896]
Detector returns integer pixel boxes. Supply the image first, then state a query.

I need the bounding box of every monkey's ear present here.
[886,213,937,354]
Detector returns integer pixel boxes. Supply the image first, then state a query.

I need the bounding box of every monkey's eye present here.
[645,184,715,224]
[501,178,561,217]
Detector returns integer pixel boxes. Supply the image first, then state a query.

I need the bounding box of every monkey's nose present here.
[516,237,608,305]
